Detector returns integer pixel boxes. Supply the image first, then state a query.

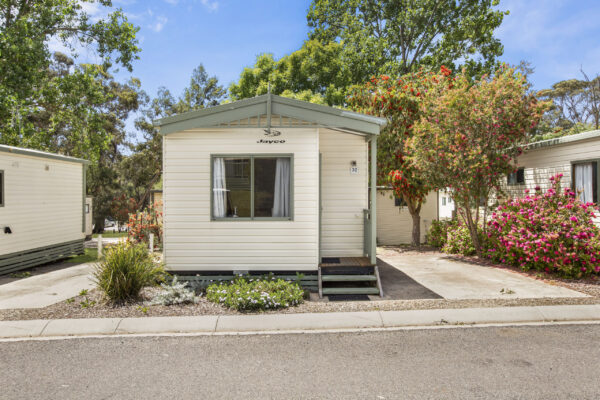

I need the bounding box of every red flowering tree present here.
[127,201,163,248]
[348,68,452,245]
[410,66,549,255]
[110,194,137,231]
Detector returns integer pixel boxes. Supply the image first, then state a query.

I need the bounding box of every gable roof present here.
[525,129,600,151]
[154,94,387,136]
[0,144,89,165]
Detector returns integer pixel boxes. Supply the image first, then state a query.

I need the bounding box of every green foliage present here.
[93,242,165,303]
[9,271,31,279]
[148,276,199,306]
[442,224,479,256]
[533,70,600,140]
[206,276,305,311]
[426,219,457,248]
[0,0,140,152]
[66,248,98,264]
[410,66,549,255]
[122,64,225,209]
[307,0,507,81]
[229,40,351,106]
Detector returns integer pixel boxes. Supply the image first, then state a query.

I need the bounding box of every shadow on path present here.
[377,258,442,300]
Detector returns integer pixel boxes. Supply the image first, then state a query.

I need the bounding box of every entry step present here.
[321,275,377,282]
[322,287,381,295]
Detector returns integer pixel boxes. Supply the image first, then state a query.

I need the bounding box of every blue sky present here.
[83,0,598,105]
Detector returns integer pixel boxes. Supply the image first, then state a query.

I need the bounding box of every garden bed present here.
[1,285,599,321]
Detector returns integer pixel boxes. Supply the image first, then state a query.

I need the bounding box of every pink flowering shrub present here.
[487,174,600,278]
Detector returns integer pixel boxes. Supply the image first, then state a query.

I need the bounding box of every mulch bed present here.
[1,246,599,321]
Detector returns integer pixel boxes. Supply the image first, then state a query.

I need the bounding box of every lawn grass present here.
[92,231,128,238]
[66,248,98,264]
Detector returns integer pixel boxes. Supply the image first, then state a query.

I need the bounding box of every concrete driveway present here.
[378,248,587,300]
[0,263,95,309]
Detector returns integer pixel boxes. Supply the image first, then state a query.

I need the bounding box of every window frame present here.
[0,170,3,207]
[571,159,599,204]
[210,154,294,221]
[507,167,525,186]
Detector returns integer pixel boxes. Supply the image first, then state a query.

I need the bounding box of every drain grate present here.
[321,257,341,264]
[327,294,370,302]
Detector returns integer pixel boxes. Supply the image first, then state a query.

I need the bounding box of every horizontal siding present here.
[319,129,368,257]
[376,190,438,245]
[0,152,84,255]
[503,138,600,199]
[164,128,319,271]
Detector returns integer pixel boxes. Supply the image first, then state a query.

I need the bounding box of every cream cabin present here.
[505,130,600,203]
[156,95,387,297]
[0,145,88,274]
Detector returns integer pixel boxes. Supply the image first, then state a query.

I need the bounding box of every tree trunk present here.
[463,206,483,257]
[411,212,421,247]
[407,200,422,247]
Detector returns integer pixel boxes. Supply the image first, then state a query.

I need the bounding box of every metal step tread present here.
[322,287,381,295]
[321,274,377,282]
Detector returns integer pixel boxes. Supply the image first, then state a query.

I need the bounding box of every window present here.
[394,196,406,207]
[0,170,3,207]
[507,167,525,185]
[85,204,90,214]
[441,197,447,206]
[212,155,292,219]
[573,161,597,204]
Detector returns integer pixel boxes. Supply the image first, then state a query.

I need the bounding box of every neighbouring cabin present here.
[0,145,88,274]
[504,130,600,204]
[376,188,439,245]
[155,94,387,297]
[85,196,93,240]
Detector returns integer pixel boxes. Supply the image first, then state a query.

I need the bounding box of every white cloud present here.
[149,15,168,32]
[164,0,179,4]
[200,0,219,12]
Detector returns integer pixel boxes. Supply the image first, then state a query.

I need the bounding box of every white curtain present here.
[272,158,290,217]
[575,163,594,203]
[213,158,227,217]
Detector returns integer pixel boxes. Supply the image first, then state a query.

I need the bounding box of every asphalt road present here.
[1,324,599,399]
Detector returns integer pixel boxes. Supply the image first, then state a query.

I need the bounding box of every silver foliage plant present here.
[148,276,199,306]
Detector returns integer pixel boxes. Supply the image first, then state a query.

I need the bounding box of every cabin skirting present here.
[0,239,84,275]
[173,271,319,291]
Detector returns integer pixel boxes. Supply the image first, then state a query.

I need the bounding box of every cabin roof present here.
[0,144,89,165]
[525,129,600,151]
[154,94,387,136]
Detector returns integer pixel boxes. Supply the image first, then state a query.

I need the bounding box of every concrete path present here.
[378,250,587,299]
[0,263,94,310]
[1,304,599,339]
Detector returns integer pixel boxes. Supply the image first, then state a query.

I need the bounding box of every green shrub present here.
[206,276,305,311]
[93,242,166,303]
[442,223,477,256]
[426,219,457,248]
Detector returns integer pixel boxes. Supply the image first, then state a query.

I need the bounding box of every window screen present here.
[213,156,291,219]
[507,168,525,185]
[573,162,597,203]
[0,170,4,206]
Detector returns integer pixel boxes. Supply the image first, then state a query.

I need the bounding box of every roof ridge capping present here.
[0,144,90,164]
[154,94,387,135]
[525,129,600,150]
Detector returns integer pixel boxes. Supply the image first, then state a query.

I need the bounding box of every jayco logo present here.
[258,129,285,143]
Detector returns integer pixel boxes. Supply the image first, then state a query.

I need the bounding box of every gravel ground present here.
[1,247,599,321]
